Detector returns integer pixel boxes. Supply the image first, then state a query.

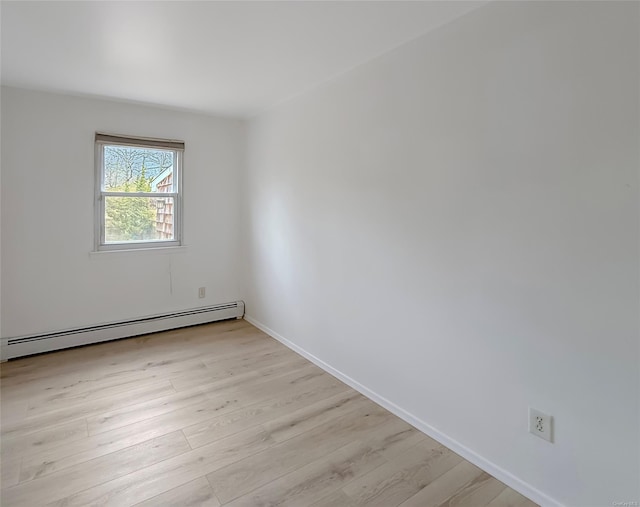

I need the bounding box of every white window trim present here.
[94,134,184,252]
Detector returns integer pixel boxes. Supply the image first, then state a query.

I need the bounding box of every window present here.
[95,133,184,251]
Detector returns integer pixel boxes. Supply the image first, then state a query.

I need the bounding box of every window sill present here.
[89,246,188,258]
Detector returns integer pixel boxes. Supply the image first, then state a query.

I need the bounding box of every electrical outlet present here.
[529,408,553,443]
[198,287,206,299]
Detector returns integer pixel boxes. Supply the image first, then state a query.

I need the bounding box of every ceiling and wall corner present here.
[0,1,485,117]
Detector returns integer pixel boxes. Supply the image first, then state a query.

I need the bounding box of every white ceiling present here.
[1,1,483,117]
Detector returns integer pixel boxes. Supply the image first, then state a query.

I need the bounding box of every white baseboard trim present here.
[245,314,565,507]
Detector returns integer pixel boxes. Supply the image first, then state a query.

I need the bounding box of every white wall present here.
[1,87,245,338]
[243,2,639,506]
[0,87,3,358]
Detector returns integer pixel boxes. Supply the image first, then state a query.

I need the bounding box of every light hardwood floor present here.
[1,319,538,507]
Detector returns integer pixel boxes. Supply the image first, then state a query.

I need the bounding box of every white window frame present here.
[95,133,184,251]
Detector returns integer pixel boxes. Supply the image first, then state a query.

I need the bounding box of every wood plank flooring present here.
[0,319,538,507]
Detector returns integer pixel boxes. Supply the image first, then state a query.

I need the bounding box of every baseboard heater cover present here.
[5,301,245,359]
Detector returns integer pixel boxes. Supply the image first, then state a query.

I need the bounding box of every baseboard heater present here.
[5,301,245,359]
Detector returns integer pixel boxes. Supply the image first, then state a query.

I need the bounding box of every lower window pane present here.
[104,196,175,243]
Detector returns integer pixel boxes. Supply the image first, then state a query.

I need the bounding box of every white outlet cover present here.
[529,407,553,443]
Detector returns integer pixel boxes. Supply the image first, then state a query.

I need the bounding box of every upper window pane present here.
[103,145,175,193]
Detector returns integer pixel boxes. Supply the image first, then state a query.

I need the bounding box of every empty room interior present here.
[0,1,638,506]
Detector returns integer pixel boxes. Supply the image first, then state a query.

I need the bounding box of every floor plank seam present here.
[181,428,195,450]
[204,474,223,506]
